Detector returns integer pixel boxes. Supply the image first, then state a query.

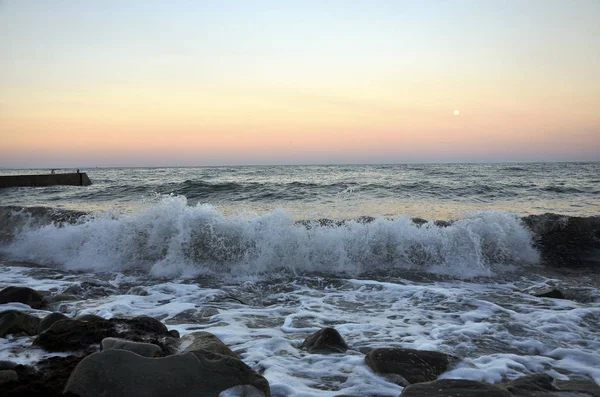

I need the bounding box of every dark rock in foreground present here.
[533,288,565,299]
[101,337,162,357]
[400,374,600,397]
[0,287,46,309]
[301,327,349,354]
[400,379,512,396]
[33,316,177,354]
[0,311,40,337]
[365,347,450,384]
[179,331,240,359]
[64,349,270,397]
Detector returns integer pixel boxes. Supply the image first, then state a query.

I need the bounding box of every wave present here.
[0,198,543,279]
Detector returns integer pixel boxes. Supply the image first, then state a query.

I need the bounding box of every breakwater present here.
[0,172,92,188]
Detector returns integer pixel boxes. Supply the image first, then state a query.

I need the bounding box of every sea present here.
[0,162,599,396]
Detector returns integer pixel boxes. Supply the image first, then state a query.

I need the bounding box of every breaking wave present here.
[0,197,543,279]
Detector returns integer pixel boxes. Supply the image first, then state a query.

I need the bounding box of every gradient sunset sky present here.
[1,0,599,167]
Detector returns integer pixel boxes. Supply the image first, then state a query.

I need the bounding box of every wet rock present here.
[0,287,46,309]
[39,312,68,333]
[179,331,240,359]
[0,370,18,385]
[0,310,41,337]
[102,337,162,357]
[75,314,105,322]
[63,281,115,299]
[0,355,83,397]
[126,286,149,296]
[365,348,450,384]
[64,349,271,397]
[503,373,557,395]
[0,361,18,370]
[33,316,177,354]
[400,379,512,397]
[301,327,348,354]
[167,307,219,324]
[533,288,566,299]
[50,294,78,302]
[554,379,600,397]
[168,329,180,338]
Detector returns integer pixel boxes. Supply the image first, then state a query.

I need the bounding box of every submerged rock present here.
[400,378,512,397]
[179,331,239,359]
[533,288,566,299]
[0,311,40,337]
[64,349,270,397]
[102,337,162,357]
[301,327,348,354]
[365,348,450,384]
[0,287,46,309]
[33,316,177,354]
[39,312,68,333]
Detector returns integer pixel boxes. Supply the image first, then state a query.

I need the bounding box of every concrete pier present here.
[0,173,92,188]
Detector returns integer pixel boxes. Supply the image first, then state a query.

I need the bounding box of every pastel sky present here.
[1,0,599,167]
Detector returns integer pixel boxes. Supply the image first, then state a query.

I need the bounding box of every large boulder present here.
[0,310,40,337]
[179,331,239,359]
[365,348,451,384]
[64,349,270,397]
[33,316,177,354]
[0,287,46,309]
[102,337,162,357]
[301,327,348,354]
[400,379,512,397]
[0,370,18,385]
[38,312,68,333]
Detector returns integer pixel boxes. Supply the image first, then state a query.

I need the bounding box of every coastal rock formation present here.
[38,312,68,333]
[102,337,162,357]
[365,347,450,384]
[64,349,271,397]
[0,287,46,309]
[179,331,240,359]
[33,316,177,354]
[0,311,40,337]
[400,379,513,396]
[301,327,349,354]
[533,288,565,299]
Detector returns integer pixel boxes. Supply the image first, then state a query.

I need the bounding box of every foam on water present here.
[0,196,539,279]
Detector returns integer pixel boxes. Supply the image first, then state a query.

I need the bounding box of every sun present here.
[453,109,460,116]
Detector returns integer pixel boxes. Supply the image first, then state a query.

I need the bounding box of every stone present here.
[365,348,450,384]
[400,379,512,397]
[39,312,68,333]
[168,329,180,338]
[51,294,77,302]
[75,314,105,322]
[0,287,45,309]
[64,349,270,397]
[533,288,566,299]
[503,373,557,395]
[554,379,600,397]
[0,310,40,337]
[301,327,348,354]
[0,369,18,385]
[0,360,18,370]
[33,316,177,354]
[179,331,240,359]
[102,337,163,357]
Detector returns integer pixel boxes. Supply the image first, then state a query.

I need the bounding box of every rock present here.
[365,348,450,384]
[102,337,162,357]
[0,361,18,370]
[0,354,83,397]
[126,286,149,296]
[64,349,270,397]
[168,329,180,338]
[533,288,566,299]
[39,312,68,333]
[0,310,41,337]
[400,379,512,397]
[33,316,177,354]
[0,369,18,385]
[179,331,240,359]
[554,379,600,397]
[75,314,105,322]
[503,373,557,395]
[301,327,348,354]
[0,287,46,309]
[50,294,78,302]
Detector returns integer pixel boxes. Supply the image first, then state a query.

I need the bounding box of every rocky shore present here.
[1,285,599,397]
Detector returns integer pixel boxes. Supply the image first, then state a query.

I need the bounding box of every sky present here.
[1,0,599,167]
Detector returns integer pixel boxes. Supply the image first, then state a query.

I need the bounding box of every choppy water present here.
[0,162,598,395]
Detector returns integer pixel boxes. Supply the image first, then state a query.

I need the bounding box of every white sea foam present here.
[1,196,539,279]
